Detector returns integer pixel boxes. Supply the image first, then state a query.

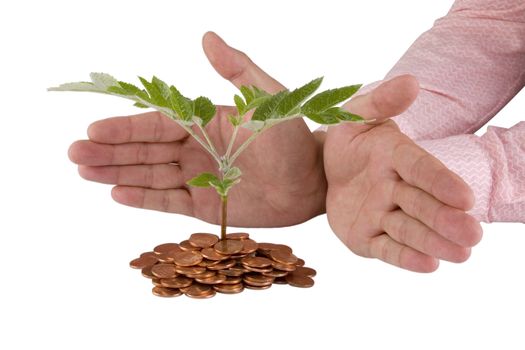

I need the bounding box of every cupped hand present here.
[68,32,326,227]
[323,75,483,272]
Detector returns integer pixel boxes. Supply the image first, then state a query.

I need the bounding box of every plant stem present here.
[196,122,219,157]
[225,124,239,159]
[220,194,228,241]
[229,130,260,165]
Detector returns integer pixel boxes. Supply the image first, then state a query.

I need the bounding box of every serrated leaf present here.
[136,89,152,103]
[303,111,340,125]
[139,76,167,107]
[240,86,255,104]
[302,84,362,114]
[224,167,242,180]
[186,172,219,187]
[193,96,216,126]
[152,76,171,100]
[251,90,289,121]
[133,102,149,108]
[241,120,265,132]
[234,94,246,116]
[47,82,102,92]
[228,114,242,126]
[169,85,193,120]
[107,86,129,95]
[90,73,119,90]
[277,77,323,116]
[245,95,271,111]
[322,107,363,122]
[118,81,141,95]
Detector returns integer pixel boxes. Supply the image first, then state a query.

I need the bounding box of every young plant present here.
[49,73,364,240]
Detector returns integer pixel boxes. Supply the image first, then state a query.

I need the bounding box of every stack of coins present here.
[129,232,316,298]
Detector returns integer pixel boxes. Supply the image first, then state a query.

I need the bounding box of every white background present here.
[1,0,524,349]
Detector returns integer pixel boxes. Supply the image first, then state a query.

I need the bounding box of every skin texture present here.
[68,32,327,227]
[324,75,483,272]
[68,32,483,272]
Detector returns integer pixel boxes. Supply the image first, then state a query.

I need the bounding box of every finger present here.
[381,209,471,263]
[202,31,285,93]
[87,111,188,144]
[330,75,420,139]
[78,164,185,190]
[391,181,482,247]
[111,186,193,216]
[392,141,475,210]
[68,140,181,166]
[368,234,439,273]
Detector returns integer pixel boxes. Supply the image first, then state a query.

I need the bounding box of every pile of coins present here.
[129,232,316,298]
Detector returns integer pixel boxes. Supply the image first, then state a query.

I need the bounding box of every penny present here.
[241,256,273,268]
[201,247,229,261]
[293,266,317,277]
[184,283,216,299]
[226,232,250,240]
[213,283,244,294]
[243,265,273,273]
[295,258,305,267]
[243,273,274,286]
[195,274,226,285]
[213,240,244,255]
[273,277,288,284]
[245,284,271,290]
[171,251,203,267]
[270,249,298,265]
[151,264,178,279]
[179,240,201,251]
[174,265,206,275]
[189,233,219,248]
[263,269,289,278]
[153,243,181,255]
[221,276,242,285]
[239,239,258,254]
[186,270,216,279]
[156,252,175,263]
[130,255,158,269]
[207,259,237,271]
[160,276,193,289]
[218,267,246,277]
[271,261,296,272]
[152,279,163,287]
[141,265,156,279]
[152,286,183,297]
[140,251,157,258]
[285,274,315,288]
[257,243,293,255]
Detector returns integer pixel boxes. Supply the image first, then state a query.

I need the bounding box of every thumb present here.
[202,31,285,93]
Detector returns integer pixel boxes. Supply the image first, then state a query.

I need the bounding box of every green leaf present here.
[209,178,240,196]
[169,85,193,120]
[302,84,362,114]
[303,111,340,125]
[276,77,323,116]
[139,76,167,106]
[224,167,242,180]
[118,81,141,95]
[234,94,246,116]
[228,114,242,126]
[48,82,102,92]
[240,86,255,104]
[186,172,219,187]
[133,102,149,108]
[90,72,119,90]
[193,96,216,126]
[245,95,271,111]
[321,107,364,122]
[251,90,289,121]
[107,86,129,95]
[152,76,171,100]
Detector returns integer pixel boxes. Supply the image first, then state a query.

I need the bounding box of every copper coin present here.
[141,265,156,279]
[179,240,201,251]
[152,286,182,297]
[218,267,247,277]
[189,233,219,248]
[184,283,216,299]
[230,253,249,259]
[195,274,227,285]
[257,243,293,255]
[243,273,274,286]
[239,239,258,254]
[213,239,244,255]
[273,277,288,284]
[171,251,203,267]
[153,243,181,255]
[285,274,315,288]
[213,283,244,294]
[174,265,206,275]
[152,278,163,287]
[221,276,242,285]
[156,252,175,263]
[160,276,193,289]
[187,270,216,279]
[245,284,271,290]
[241,256,273,268]
[207,259,237,271]
[295,258,305,267]
[140,251,157,258]
[130,255,158,269]
[151,264,178,279]
[270,249,298,265]
[271,261,296,272]
[226,232,250,240]
[243,265,273,273]
[263,269,289,278]
[293,266,317,277]
[200,247,229,261]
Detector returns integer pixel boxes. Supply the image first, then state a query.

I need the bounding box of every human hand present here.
[323,75,483,272]
[68,32,326,227]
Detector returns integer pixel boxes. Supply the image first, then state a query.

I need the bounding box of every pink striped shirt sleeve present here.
[326,0,525,222]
